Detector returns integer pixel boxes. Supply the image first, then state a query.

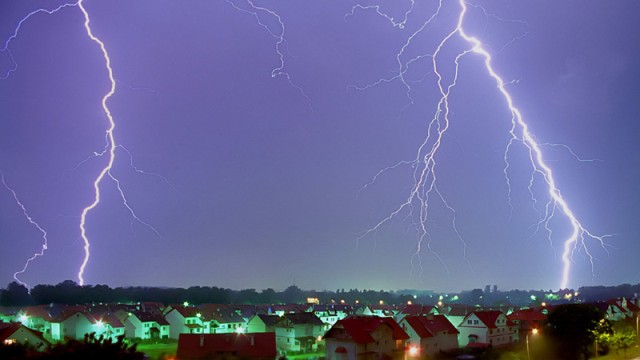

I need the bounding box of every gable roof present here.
[132,311,170,326]
[177,332,277,359]
[325,316,409,344]
[256,314,280,327]
[281,313,324,326]
[507,308,547,322]
[465,311,513,329]
[404,315,459,338]
[0,322,50,348]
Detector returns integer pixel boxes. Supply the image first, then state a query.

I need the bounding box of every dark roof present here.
[325,316,409,344]
[401,304,437,316]
[256,314,280,327]
[133,311,170,326]
[177,332,277,359]
[282,313,324,326]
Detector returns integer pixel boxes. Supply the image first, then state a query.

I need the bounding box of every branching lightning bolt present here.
[1,173,49,287]
[225,0,312,111]
[2,1,166,285]
[353,0,610,289]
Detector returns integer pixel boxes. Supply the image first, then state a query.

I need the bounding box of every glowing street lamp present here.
[405,345,420,360]
[526,328,538,360]
[19,314,28,324]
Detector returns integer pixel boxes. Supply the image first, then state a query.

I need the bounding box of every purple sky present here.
[1,0,639,292]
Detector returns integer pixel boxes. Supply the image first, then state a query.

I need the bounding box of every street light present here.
[526,328,538,360]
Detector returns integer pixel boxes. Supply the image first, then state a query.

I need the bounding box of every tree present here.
[0,282,32,306]
[610,329,636,359]
[547,304,604,360]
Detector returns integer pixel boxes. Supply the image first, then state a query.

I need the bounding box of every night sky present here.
[1,0,639,293]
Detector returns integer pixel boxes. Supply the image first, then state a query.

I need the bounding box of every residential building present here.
[400,315,459,356]
[457,311,518,347]
[324,316,409,360]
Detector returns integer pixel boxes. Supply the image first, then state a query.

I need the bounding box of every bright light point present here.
[183,301,189,307]
[531,328,539,335]
[196,313,201,318]
[379,300,384,305]
[407,300,413,305]
[530,295,537,301]
[541,302,546,307]
[437,301,443,307]
[96,320,103,327]
[235,327,245,334]
[19,315,28,324]
[408,346,419,356]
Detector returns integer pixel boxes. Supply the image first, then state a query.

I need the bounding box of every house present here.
[177,332,277,360]
[0,322,50,351]
[593,302,627,322]
[400,315,459,356]
[15,306,54,340]
[395,304,439,323]
[247,314,280,333]
[324,316,409,360]
[457,311,518,347]
[507,308,547,336]
[308,305,353,330]
[356,305,397,318]
[275,313,325,352]
[199,305,247,334]
[165,305,206,339]
[50,310,96,341]
[92,313,126,342]
[124,311,170,340]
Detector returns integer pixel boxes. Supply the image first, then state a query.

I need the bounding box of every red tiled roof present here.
[507,309,546,322]
[404,315,458,339]
[177,332,276,359]
[326,316,409,344]
[0,322,50,347]
[467,311,513,329]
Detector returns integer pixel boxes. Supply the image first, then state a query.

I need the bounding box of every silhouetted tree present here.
[0,281,32,306]
[547,304,604,360]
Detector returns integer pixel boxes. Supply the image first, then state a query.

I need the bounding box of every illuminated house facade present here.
[275,313,325,352]
[50,311,95,341]
[124,311,170,340]
[247,314,279,333]
[457,311,518,347]
[0,322,50,351]
[324,316,409,360]
[165,306,206,339]
[400,315,459,357]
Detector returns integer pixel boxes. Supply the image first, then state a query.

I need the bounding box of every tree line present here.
[2,280,639,307]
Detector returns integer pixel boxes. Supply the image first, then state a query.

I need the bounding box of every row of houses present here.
[2,297,638,357]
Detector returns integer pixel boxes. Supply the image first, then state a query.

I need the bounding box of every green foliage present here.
[609,329,636,358]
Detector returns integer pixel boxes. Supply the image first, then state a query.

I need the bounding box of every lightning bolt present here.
[225,0,312,111]
[2,1,165,285]
[1,172,49,288]
[353,0,610,289]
